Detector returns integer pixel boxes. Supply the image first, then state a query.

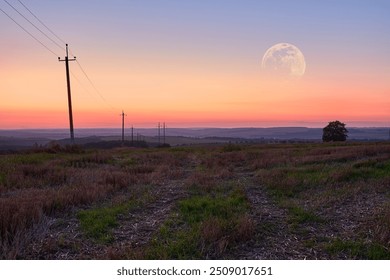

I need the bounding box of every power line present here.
[70,68,116,111]
[75,59,117,111]
[69,69,113,109]
[70,69,94,98]
[0,7,58,56]
[17,0,67,45]
[3,0,64,50]
[2,1,117,121]
[11,0,115,112]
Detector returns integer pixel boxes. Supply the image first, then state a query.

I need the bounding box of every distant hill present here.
[0,127,389,150]
[0,136,51,151]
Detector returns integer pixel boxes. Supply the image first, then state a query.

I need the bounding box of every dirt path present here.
[229,175,324,259]
[24,180,187,259]
[105,181,187,258]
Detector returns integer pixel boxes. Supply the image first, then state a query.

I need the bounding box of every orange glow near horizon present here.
[1,2,390,129]
[2,74,390,129]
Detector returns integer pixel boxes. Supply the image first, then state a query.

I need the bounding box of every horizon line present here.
[1,125,390,131]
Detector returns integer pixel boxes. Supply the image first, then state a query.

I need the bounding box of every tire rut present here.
[109,181,187,250]
[231,176,316,259]
[24,181,187,259]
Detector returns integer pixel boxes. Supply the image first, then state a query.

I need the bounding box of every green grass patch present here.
[119,157,138,167]
[328,160,390,182]
[142,187,251,259]
[258,165,330,198]
[145,223,202,259]
[288,205,324,224]
[77,198,142,244]
[353,160,390,179]
[1,153,57,165]
[179,189,248,225]
[78,204,126,243]
[260,158,390,199]
[326,239,390,259]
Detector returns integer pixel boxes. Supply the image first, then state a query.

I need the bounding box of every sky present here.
[1,0,390,128]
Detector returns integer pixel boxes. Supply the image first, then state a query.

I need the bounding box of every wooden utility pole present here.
[131,125,134,145]
[158,122,161,145]
[58,44,76,143]
[120,110,126,145]
[163,122,166,144]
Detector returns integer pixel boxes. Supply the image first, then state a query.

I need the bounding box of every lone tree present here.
[322,120,348,142]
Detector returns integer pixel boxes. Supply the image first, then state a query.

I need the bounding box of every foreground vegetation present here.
[1,142,390,259]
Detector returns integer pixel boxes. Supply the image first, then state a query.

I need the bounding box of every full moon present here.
[261,43,306,77]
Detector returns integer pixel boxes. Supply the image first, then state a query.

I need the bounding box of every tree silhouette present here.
[322,120,348,142]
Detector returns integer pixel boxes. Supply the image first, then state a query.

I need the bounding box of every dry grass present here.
[0,147,191,258]
[2,142,390,259]
[369,204,390,248]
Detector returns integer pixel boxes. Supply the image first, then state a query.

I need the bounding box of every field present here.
[1,142,390,259]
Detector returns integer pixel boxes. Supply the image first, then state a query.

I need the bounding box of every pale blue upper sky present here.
[3,0,389,63]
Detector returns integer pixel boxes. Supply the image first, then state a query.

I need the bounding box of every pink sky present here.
[1,1,389,128]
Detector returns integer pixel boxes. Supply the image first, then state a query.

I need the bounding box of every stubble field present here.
[1,142,390,259]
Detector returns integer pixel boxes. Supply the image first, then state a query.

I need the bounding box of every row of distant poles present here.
[59,44,167,146]
[120,110,167,146]
[157,122,167,145]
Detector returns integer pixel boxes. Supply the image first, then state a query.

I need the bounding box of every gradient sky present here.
[1,0,390,128]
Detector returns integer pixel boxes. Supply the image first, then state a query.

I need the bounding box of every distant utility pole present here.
[163,122,166,144]
[131,125,134,145]
[158,122,161,145]
[58,44,76,143]
[120,110,127,145]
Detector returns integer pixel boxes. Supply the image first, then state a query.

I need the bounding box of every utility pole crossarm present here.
[58,44,76,62]
[58,44,76,143]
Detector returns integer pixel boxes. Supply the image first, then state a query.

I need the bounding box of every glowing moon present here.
[261,43,306,77]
